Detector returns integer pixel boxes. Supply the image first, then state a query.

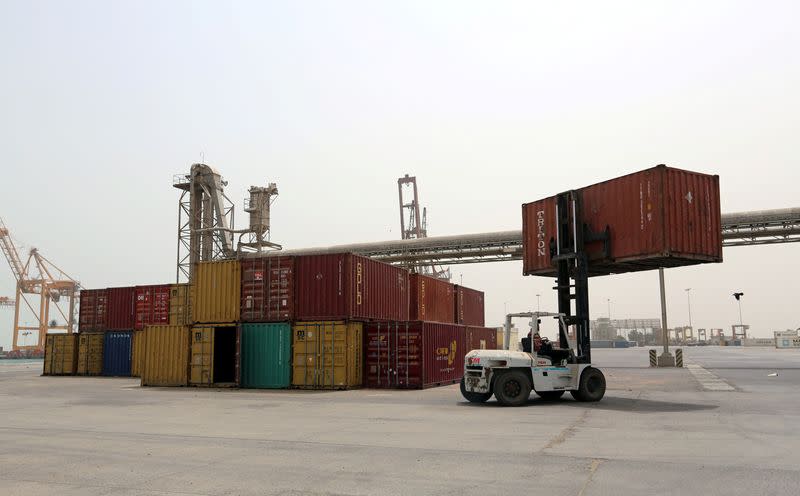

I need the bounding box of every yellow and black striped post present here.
[675,348,684,367]
[649,349,657,367]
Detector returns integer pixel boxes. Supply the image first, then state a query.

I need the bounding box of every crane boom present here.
[0,217,26,283]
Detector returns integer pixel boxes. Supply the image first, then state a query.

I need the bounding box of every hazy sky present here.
[1,0,798,347]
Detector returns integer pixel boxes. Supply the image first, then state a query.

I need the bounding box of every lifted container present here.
[189,324,239,387]
[409,273,455,323]
[522,165,722,277]
[454,285,485,326]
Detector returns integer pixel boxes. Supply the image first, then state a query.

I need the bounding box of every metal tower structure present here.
[397,174,450,279]
[174,163,281,283]
[0,217,80,351]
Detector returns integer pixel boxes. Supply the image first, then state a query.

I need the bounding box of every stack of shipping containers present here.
[46,253,492,391]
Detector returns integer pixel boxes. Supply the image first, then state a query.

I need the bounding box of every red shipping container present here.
[241,257,295,322]
[106,286,135,330]
[522,165,722,277]
[409,273,455,323]
[466,326,498,352]
[79,288,108,332]
[134,284,171,330]
[454,285,485,327]
[295,253,409,321]
[364,321,466,389]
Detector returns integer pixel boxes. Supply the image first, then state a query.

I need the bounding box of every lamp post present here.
[733,292,744,327]
[685,287,693,330]
[607,298,612,320]
[536,294,540,313]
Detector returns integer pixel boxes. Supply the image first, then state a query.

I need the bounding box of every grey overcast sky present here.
[1,0,798,347]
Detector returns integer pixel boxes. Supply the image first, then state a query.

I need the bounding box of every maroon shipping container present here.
[454,285,485,327]
[241,257,295,322]
[466,326,498,352]
[409,273,455,323]
[78,288,108,332]
[295,253,409,321]
[522,165,722,277]
[134,284,171,330]
[106,286,135,330]
[364,321,466,389]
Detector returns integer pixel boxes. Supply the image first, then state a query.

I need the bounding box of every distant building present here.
[591,317,617,340]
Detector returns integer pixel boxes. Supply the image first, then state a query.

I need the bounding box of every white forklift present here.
[460,191,607,406]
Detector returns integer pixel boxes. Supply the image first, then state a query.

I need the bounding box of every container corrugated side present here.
[103,331,133,377]
[134,284,171,330]
[364,321,466,389]
[292,321,362,389]
[294,254,409,321]
[522,165,722,277]
[141,325,189,387]
[241,257,295,322]
[107,286,136,330]
[240,322,292,388]
[77,332,104,376]
[131,330,144,377]
[169,283,189,326]
[43,333,78,376]
[189,324,239,387]
[350,254,410,322]
[294,254,349,320]
[409,273,455,323]
[466,326,498,351]
[192,261,241,324]
[78,289,108,332]
[454,285,485,326]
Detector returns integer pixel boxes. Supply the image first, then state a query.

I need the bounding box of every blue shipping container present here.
[103,331,133,376]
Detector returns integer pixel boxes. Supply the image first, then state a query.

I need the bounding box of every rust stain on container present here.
[466,326,498,351]
[295,254,409,321]
[107,286,136,330]
[168,283,189,326]
[189,324,239,387]
[364,321,466,389]
[292,321,362,389]
[43,333,78,376]
[241,257,294,322]
[134,284,171,330]
[78,289,108,332]
[76,332,104,376]
[141,325,189,387]
[454,285,485,327]
[192,261,241,324]
[409,273,455,323]
[522,165,722,277]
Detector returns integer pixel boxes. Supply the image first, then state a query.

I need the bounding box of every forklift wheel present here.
[535,390,565,400]
[460,377,492,403]
[493,370,532,407]
[570,367,606,402]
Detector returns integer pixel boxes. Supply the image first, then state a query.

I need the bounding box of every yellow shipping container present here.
[77,332,104,376]
[131,330,145,377]
[292,321,362,390]
[169,283,190,326]
[189,324,239,387]
[192,261,240,324]
[141,325,190,387]
[43,333,78,375]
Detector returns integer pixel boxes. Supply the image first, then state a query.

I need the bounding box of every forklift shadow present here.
[459,396,717,413]
[538,395,717,413]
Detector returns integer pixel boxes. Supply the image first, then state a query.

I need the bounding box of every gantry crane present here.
[0,217,80,351]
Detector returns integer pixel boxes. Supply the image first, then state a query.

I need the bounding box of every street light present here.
[536,294,541,313]
[685,288,693,330]
[733,292,744,326]
[607,298,611,320]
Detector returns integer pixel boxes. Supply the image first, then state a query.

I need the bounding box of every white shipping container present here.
[776,337,800,349]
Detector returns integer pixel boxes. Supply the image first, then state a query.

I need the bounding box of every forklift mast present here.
[551,190,609,364]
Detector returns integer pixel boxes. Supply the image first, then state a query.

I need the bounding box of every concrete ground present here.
[1,347,799,496]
